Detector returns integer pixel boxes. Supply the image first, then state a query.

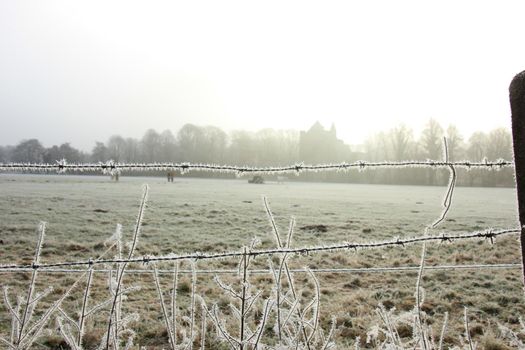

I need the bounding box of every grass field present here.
[1,173,524,349]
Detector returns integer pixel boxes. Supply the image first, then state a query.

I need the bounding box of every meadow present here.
[0,173,524,349]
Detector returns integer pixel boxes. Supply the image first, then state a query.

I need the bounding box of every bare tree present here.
[445,125,464,161]
[420,119,444,185]
[228,130,257,165]
[11,139,45,163]
[202,126,227,163]
[123,138,140,163]
[91,142,108,162]
[177,124,206,162]
[487,128,512,160]
[107,136,127,162]
[389,124,414,161]
[141,129,161,163]
[159,130,177,162]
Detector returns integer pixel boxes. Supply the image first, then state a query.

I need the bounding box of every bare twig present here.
[17,222,46,345]
[415,243,428,350]
[105,184,148,349]
[152,263,176,350]
[239,248,248,350]
[464,307,474,350]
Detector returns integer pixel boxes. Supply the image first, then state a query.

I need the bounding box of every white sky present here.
[1,1,524,151]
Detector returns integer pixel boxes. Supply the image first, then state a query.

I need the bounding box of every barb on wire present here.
[0,159,514,176]
[0,227,519,271]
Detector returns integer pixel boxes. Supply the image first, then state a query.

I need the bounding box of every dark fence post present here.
[510,70,525,288]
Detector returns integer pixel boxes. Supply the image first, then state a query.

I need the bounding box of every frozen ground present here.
[0,174,523,348]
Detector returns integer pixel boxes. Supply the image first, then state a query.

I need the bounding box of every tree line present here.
[0,120,515,187]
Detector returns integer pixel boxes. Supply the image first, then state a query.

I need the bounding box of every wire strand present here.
[0,159,514,175]
[0,263,520,275]
[0,227,519,271]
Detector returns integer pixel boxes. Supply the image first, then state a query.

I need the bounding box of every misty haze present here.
[0,119,516,187]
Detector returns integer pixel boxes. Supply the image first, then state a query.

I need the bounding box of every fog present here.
[1,1,524,151]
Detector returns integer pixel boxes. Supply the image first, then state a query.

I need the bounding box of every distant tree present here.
[387,125,420,184]
[255,129,280,166]
[141,129,161,163]
[420,119,444,159]
[202,126,228,163]
[389,124,413,161]
[487,128,512,160]
[44,145,61,163]
[91,142,108,162]
[43,143,82,163]
[123,137,140,162]
[466,132,488,186]
[59,143,82,162]
[177,124,205,162]
[253,129,300,166]
[159,130,177,162]
[445,125,464,161]
[364,132,389,161]
[229,130,256,165]
[420,119,444,185]
[106,135,127,162]
[467,132,488,161]
[277,130,300,164]
[11,139,45,163]
[0,146,9,163]
[486,128,513,186]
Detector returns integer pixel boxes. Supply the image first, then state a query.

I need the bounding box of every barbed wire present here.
[0,159,514,175]
[0,227,519,271]
[0,263,520,275]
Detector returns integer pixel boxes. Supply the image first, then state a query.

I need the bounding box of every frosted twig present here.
[57,307,78,332]
[206,305,238,349]
[77,268,94,347]
[2,287,21,325]
[415,243,428,350]
[214,277,242,299]
[242,290,262,318]
[152,263,176,350]
[172,262,179,346]
[105,184,148,350]
[305,269,321,346]
[239,247,248,349]
[438,312,448,350]
[200,300,206,350]
[464,307,474,350]
[263,196,282,248]
[253,298,273,349]
[188,261,197,350]
[320,317,336,350]
[17,222,46,346]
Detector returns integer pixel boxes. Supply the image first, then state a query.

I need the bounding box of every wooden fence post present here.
[510,70,525,288]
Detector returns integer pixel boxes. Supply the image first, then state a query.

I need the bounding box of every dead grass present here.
[0,174,524,348]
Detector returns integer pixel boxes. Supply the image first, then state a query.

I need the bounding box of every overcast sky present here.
[1,1,524,151]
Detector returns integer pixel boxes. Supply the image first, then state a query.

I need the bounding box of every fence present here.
[0,70,524,349]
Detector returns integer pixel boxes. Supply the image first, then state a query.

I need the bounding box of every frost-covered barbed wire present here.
[0,159,514,175]
[0,227,519,271]
[0,263,521,275]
